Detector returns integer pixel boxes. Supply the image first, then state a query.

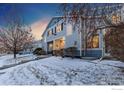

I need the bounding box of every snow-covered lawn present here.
[0,56,124,85]
[0,54,37,68]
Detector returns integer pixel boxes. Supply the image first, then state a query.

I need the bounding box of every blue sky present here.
[0,4,60,40]
[0,3,119,25]
[0,3,60,24]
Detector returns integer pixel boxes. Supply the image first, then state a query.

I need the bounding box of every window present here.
[47,30,52,36]
[56,24,61,32]
[112,14,120,24]
[54,38,65,50]
[87,34,99,48]
[47,22,63,37]
[56,23,63,32]
[92,35,99,48]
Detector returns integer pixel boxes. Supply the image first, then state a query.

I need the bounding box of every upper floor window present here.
[56,23,64,32]
[112,14,120,24]
[47,23,64,37]
[47,30,52,36]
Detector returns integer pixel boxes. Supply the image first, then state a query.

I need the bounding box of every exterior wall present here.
[42,17,104,58]
[82,50,102,58]
[42,18,67,53]
[65,23,80,50]
[45,20,66,43]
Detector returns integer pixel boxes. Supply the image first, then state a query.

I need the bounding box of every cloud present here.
[31,18,50,40]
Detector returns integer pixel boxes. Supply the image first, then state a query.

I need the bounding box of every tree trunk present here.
[14,52,16,59]
[13,43,17,59]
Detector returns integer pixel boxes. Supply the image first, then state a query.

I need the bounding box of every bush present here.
[33,48,46,55]
[105,23,124,61]
[53,49,64,58]
[64,47,77,58]
[53,47,77,58]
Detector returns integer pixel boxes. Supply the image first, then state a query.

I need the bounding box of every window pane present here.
[56,24,61,32]
[87,34,99,48]
[92,35,99,48]
[47,30,52,36]
[112,14,120,24]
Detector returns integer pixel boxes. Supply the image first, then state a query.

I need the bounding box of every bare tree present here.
[60,4,102,56]
[104,22,124,61]
[60,3,122,57]
[0,5,34,58]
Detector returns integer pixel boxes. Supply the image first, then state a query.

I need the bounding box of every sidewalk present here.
[0,55,50,70]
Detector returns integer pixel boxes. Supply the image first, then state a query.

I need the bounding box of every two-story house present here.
[41,4,123,58]
[41,16,102,58]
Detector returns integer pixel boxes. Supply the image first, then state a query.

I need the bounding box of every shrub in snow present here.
[53,49,64,58]
[33,48,46,55]
[64,47,77,58]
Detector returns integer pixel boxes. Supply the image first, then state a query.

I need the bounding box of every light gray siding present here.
[65,23,80,50]
[42,17,104,57]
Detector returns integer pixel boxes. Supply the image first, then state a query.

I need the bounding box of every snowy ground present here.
[0,54,37,68]
[0,55,124,85]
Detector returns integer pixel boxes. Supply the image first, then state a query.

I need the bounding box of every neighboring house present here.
[32,40,42,51]
[19,40,42,54]
[41,4,123,58]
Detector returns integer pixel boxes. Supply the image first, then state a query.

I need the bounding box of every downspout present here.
[79,16,82,57]
[100,29,105,61]
[83,17,86,57]
[101,30,104,58]
[102,30,105,57]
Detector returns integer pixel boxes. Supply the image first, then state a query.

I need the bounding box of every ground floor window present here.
[87,34,99,48]
[54,38,65,50]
